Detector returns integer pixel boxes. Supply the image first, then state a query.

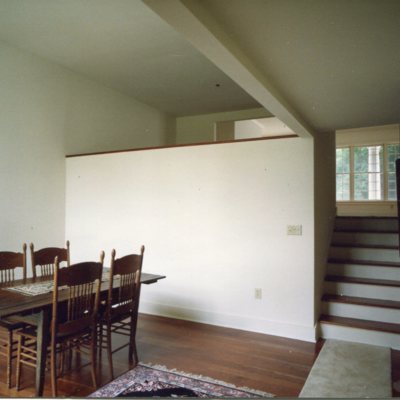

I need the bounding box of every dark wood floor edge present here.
[66,134,298,158]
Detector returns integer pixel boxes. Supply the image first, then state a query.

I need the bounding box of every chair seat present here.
[4,312,41,326]
[0,316,26,331]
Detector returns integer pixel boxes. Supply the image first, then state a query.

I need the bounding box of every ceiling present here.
[0,0,259,117]
[198,0,400,133]
[0,0,399,134]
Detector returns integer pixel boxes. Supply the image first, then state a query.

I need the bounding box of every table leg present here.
[35,307,50,397]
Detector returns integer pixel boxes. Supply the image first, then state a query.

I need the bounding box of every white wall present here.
[66,137,316,341]
[0,41,67,258]
[234,119,264,139]
[0,40,172,274]
[175,107,271,144]
[65,75,175,155]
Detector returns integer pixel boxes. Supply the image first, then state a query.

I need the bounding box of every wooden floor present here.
[0,313,399,397]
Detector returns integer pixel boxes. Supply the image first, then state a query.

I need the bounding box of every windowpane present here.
[387,144,400,172]
[336,148,350,201]
[354,145,383,173]
[336,148,350,173]
[353,146,383,200]
[336,173,350,200]
[388,172,397,200]
[354,173,383,200]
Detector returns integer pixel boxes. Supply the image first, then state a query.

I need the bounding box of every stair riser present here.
[322,301,400,324]
[325,281,400,301]
[335,218,398,231]
[319,322,400,350]
[329,246,400,263]
[332,232,398,246]
[327,263,400,280]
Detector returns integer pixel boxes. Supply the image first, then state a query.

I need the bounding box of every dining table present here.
[0,270,166,396]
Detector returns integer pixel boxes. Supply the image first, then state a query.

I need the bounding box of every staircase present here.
[319,216,400,350]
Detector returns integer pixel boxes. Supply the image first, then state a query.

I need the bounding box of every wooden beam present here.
[143,0,315,138]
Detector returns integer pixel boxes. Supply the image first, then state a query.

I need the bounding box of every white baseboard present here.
[139,300,316,343]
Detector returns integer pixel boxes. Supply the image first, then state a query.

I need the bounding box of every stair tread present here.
[322,294,400,310]
[331,242,399,250]
[325,274,400,287]
[334,228,398,234]
[336,216,397,220]
[328,257,400,267]
[320,314,400,334]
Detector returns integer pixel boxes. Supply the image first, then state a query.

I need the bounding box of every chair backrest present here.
[51,252,104,339]
[106,246,145,318]
[0,244,27,283]
[30,241,70,279]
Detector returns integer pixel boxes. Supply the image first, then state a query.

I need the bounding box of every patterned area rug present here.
[89,363,274,398]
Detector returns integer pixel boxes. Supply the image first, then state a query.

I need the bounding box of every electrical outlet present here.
[254,288,262,300]
[287,224,302,235]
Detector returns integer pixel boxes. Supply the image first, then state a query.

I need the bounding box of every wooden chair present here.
[99,246,144,379]
[15,252,104,397]
[0,244,27,388]
[30,241,70,279]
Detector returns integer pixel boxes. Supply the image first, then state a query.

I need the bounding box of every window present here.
[336,144,399,201]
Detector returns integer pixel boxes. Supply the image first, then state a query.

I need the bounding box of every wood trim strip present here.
[65,134,298,158]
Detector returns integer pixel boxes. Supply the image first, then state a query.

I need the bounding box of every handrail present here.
[396,158,400,254]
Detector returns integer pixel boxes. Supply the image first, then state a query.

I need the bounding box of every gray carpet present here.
[299,339,391,398]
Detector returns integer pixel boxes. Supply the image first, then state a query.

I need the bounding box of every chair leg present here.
[98,323,103,360]
[129,315,138,365]
[90,329,97,389]
[67,342,73,371]
[16,335,23,391]
[59,343,65,376]
[6,330,12,389]
[50,344,57,397]
[106,323,114,379]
